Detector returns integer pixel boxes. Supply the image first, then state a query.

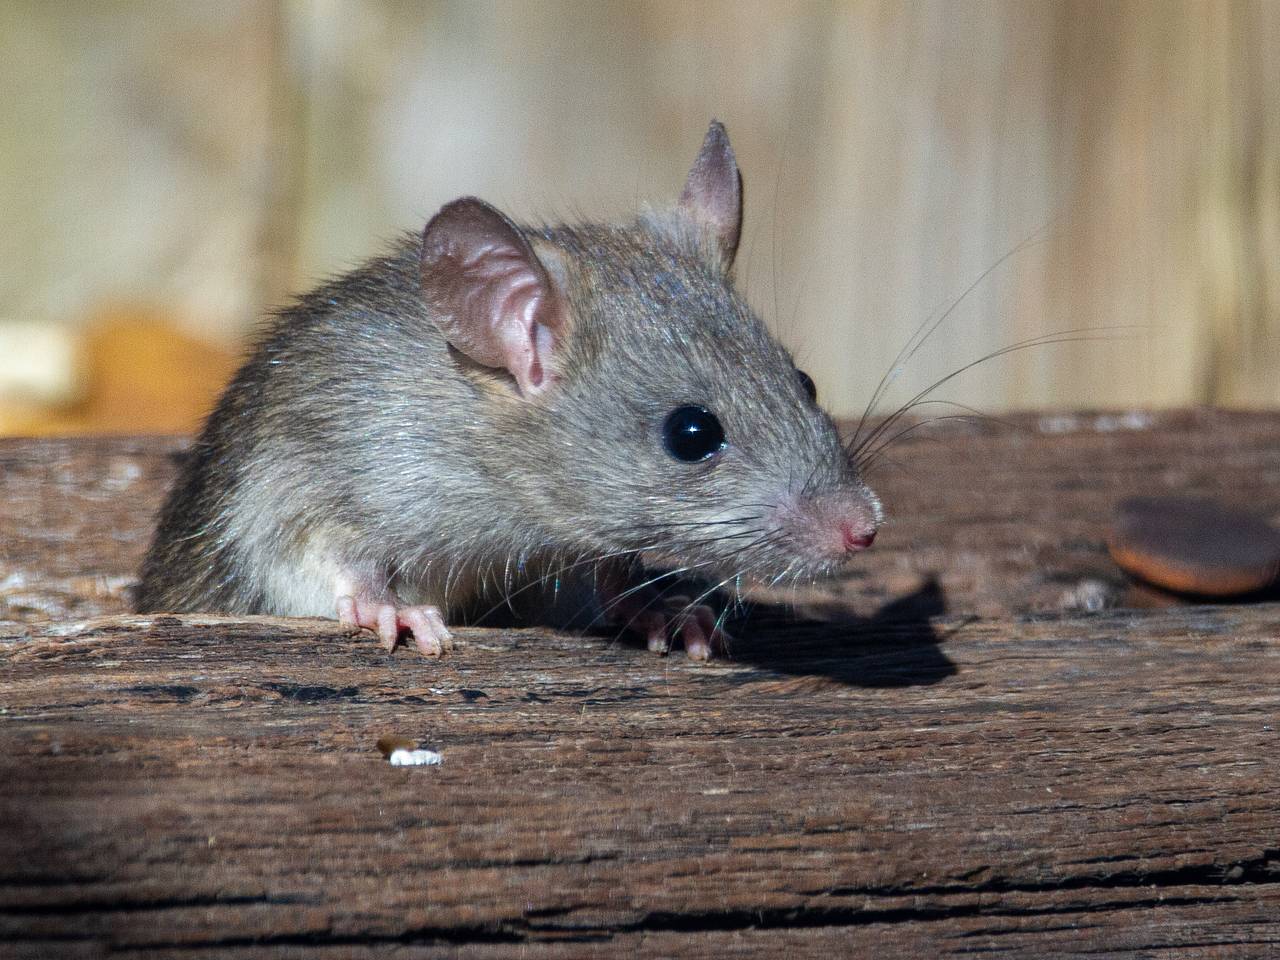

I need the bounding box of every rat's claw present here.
[336,595,453,657]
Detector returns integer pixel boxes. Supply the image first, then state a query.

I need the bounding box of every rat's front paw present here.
[336,595,454,657]
[632,598,732,661]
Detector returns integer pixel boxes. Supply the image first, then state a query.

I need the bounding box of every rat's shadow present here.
[478,576,957,688]
[715,577,958,687]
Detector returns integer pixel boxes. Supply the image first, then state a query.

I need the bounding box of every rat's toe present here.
[403,606,453,657]
[375,604,400,651]
[639,611,671,654]
[334,594,400,649]
[336,594,359,627]
[692,604,732,653]
[665,601,728,659]
[681,618,713,660]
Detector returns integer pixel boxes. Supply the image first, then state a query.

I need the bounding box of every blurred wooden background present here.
[1,0,1278,435]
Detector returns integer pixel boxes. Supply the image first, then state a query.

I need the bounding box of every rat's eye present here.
[797,369,817,402]
[663,405,726,462]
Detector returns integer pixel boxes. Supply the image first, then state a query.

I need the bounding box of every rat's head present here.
[419,120,881,585]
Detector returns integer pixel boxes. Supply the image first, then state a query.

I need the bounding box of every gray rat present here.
[135,121,881,660]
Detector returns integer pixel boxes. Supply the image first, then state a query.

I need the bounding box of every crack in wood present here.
[0,893,322,916]
[800,850,1280,900]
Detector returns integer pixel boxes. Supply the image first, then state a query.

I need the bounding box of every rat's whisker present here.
[849,222,1059,453]
[856,414,990,474]
[850,328,1133,465]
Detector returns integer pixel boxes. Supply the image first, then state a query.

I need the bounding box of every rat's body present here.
[136,122,881,658]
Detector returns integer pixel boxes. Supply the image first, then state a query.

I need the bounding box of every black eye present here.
[662,405,726,462]
[797,369,817,402]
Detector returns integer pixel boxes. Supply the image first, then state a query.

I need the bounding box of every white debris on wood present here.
[388,748,442,767]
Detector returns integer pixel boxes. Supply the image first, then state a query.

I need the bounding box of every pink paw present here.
[336,595,454,657]
[633,599,732,661]
[597,570,733,661]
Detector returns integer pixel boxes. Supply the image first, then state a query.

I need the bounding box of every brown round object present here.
[375,735,417,758]
[1108,496,1280,597]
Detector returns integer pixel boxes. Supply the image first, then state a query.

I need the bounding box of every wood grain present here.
[1,411,1278,957]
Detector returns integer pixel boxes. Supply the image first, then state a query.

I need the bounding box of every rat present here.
[134,120,882,660]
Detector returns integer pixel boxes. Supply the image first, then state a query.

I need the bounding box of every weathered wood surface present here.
[2,410,1279,957]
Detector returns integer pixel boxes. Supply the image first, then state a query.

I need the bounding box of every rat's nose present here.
[785,486,882,568]
[840,521,876,553]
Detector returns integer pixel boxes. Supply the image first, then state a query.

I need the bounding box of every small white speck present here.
[105,458,142,490]
[1038,415,1080,434]
[389,748,443,767]
[0,570,27,590]
[1094,411,1154,432]
[1063,579,1112,613]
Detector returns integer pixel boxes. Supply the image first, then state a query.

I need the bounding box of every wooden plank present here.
[1,609,1277,957]
[1,411,1279,956]
[0,436,168,621]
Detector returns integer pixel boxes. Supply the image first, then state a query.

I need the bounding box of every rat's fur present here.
[136,123,880,642]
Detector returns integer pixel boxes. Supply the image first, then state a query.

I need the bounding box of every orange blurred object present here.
[0,309,240,436]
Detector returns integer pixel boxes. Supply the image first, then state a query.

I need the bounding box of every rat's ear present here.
[420,197,567,397]
[677,119,744,269]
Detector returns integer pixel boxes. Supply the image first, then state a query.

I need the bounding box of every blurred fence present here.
[2,0,1277,432]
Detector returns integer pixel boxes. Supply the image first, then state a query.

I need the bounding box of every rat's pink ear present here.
[678,119,744,269]
[420,197,567,396]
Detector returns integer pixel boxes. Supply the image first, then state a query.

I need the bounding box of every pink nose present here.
[841,523,876,553]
